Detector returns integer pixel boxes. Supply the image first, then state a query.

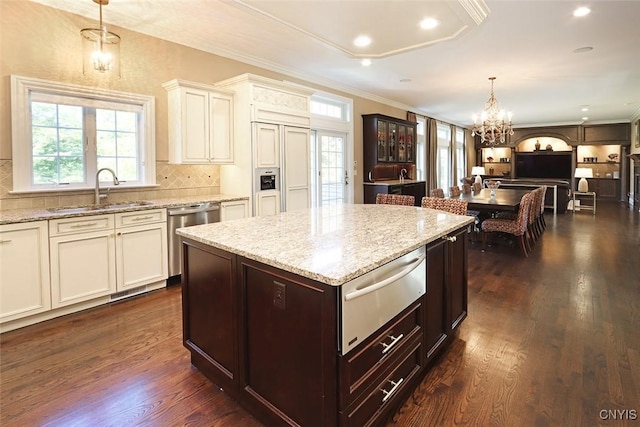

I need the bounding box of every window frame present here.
[10,75,156,193]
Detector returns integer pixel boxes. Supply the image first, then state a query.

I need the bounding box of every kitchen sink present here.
[48,201,154,214]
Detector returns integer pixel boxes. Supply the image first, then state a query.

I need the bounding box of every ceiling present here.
[31,0,640,128]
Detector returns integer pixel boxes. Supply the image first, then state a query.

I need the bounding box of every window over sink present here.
[10,75,156,193]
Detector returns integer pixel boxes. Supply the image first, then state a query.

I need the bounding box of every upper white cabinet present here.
[163,79,234,164]
[0,221,51,322]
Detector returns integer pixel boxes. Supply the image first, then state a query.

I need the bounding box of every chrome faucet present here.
[95,168,119,205]
[399,168,408,182]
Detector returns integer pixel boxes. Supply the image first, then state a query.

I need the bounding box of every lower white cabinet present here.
[220,199,249,221]
[0,221,51,322]
[115,210,168,291]
[49,214,117,308]
[256,191,280,216]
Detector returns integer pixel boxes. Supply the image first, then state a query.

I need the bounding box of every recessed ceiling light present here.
[573,6,591,17]
[573,46,593,54]
[581,107,589,112]
[353,35,371,47]
[361,58,372,67]
[400,78,412,83]
[582,116,589,121]
[419,17,439,30]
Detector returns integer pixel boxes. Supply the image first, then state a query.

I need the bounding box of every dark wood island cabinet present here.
[178,204,473,427]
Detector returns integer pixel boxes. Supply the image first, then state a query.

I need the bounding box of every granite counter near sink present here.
[0,194,249,225]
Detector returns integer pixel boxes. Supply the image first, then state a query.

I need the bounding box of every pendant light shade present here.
[81,0,120,76]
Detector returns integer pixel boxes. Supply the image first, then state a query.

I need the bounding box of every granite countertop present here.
[0,194,249,225]
[363,180,425,186]
[177,203,473,286]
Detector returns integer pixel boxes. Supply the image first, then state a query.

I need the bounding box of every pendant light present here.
[80,0,120,76]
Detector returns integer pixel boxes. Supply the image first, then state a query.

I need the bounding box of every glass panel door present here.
[312,131,347,206]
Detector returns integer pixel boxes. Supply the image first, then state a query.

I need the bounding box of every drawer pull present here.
[70,222,98,228]
[381,334,404,355]
[0,239,12,244]
[381,378,404,403]
[130,216,154,221]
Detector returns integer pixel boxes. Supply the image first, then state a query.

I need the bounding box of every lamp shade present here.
[471,166,486,185]
[575,168,593,192]
[471,166,486,176]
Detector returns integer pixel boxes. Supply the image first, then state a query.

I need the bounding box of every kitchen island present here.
[176,204,473,427]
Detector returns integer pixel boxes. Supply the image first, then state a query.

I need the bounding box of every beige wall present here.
[1,1,408,208]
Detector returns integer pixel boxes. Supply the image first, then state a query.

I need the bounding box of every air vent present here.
[110,285,148,302]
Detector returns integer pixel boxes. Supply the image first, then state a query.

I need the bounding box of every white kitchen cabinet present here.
[256,191,281,216]
[0,221,51,322]
[49,215,117,308]
[115,209,168,291]
[254,123,280,168]
[220,199,249,221]
[163,79,234,164]
[283,126,311,212]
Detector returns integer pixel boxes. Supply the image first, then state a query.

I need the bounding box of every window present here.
[416,117,426,181]
[436,123,452,189]
[310,97,348,120]
[11,75,155,193]
[455,127,466,182]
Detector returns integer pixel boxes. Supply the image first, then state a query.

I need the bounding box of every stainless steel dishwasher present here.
[168,202,220,277]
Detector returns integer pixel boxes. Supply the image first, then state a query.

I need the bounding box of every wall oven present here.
[340,246,426,355]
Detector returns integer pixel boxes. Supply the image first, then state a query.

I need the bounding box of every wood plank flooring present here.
[1,202,638,426]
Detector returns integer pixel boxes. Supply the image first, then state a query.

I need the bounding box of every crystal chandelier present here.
[81,0,120,75]
[471,77,513,145]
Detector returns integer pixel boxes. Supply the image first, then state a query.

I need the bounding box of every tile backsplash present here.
[0,160,222,210]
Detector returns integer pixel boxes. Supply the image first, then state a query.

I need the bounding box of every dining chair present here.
[481,191,534,257]
[421,196,468,216]
[429,188,445,198]
[376,193,415,206]
[449,185,461,197]
[462,183,472,194]
[472,182,482,193]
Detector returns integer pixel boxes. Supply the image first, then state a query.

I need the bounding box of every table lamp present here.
[575,167,593,192]
[471,166,486,185]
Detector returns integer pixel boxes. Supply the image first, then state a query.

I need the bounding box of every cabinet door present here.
[0,221,51,322]
[388,122,397,162]
[116,222,168,291]
[50,230,116,308]
[254,123,280,168]
[221,200,249,221]
[283,126,311,212]
[210,92,234,163]
[424,238,448,362]
[376,119,387,162]
[398,125,406,162]
[181,87,210,163]
[256,190,280,216]
[447,227,468,331]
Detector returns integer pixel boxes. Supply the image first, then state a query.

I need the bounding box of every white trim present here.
[11,75,156,193]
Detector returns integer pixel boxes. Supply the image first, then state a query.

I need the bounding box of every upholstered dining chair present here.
[462,183,472,194]
[481,191,535,257]
[449,185,461,197]
[472,182,482,193]
[421,196,468,216]
[375,193,415,206]
[429,188,445,198]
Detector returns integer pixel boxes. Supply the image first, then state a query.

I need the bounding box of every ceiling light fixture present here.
[353,35,371,47]
[419,17,439,29]
[573,6,591,17]
[81,0,120,75]
[361,58,372,67]
[471,77,513,146]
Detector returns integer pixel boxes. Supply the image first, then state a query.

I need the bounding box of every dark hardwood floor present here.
[1,202,638,426]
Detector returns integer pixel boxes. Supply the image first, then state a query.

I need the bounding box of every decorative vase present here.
[535,140,541,151]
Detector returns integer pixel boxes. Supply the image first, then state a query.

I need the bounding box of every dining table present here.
[455,188,531,213]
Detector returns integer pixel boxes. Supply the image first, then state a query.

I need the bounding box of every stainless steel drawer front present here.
[340,246,426,355]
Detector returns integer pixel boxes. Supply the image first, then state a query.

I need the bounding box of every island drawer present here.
[339,299,423,409]
[339,334,423,427]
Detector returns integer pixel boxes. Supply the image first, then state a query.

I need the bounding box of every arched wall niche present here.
[516,137,572,152]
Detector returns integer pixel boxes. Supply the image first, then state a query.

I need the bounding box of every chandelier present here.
[81,0,120,75]
[471,77,513,145]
